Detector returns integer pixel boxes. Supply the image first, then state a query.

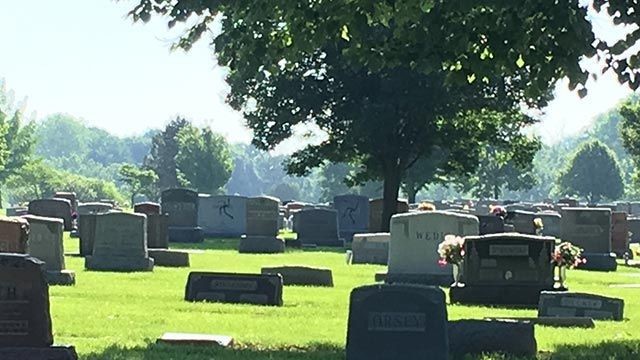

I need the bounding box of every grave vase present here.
[555,266,567,289]
[452,263,462,286]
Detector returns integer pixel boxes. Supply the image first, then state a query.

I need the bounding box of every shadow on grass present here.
[169,239,347,255]
[83,339,640,360]
[84,342,344,360]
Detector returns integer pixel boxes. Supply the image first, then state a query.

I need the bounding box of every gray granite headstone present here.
[538,291,624,321]
[28,199,73,231]
[85,212,154,271]
[161,189,203,243]
[387,211,478,286]
[239,196,284,253]
[198,195,247,238]
[351,233,390,265]
[77,203,113,256]
[536,212,561,238]
[23,215,75,286]
[560,207,616,271]
[505,210,536,235]
[346,284,448,360]
[185,272,283,306]
[296,208,341,247]
[334,195,370,243]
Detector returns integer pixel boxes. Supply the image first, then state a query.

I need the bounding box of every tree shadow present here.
[168,239,347,254]
[84,342,345,360]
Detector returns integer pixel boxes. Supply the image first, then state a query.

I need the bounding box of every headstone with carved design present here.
[346,284,448,360]
[23,215,75,286]
[0,253,78,359]
[334,195,370,243]
[85,212,154,271]
[385,211,479,286]
[197,195,247,238]
[161,189,204,243]
[450,233,557,306]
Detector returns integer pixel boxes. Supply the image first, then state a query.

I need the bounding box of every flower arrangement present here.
[438,235,465,266]
[534,218,544,235]
[552,242,586,268]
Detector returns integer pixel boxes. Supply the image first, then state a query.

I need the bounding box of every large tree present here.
[128,1,637,230]
[557,140,624,204]
[144,117,190,191]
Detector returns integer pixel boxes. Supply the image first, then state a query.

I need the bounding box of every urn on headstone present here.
[161,189,204,243]
[346,284,448,360]
[450,233,557,307]
[197,195,247,238]
[23,215,75,286]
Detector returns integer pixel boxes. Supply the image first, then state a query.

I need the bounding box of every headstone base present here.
[85,256,154,272]
[299,238,343,247]
[239,236,285,253]
[261,266,333,287]
[450,284,559,307]
[148,249,190,267]
[46,270,76,286]
[285,239,302,248]
[168,227,204,243]
[577,253,618,272]
[376,272,454,287]
[0,346,78,360]
[448,320,537,357]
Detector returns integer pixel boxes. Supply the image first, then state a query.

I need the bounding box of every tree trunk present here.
[131,193,136,208]
[407,186,417,204]
[493,184,500,201]
[381,169,401,232]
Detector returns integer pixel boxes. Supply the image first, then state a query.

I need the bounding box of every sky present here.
[0,0,636,149]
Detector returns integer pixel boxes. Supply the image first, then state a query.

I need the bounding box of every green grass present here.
[52,234,640,359]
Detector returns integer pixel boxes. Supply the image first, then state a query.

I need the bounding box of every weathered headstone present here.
[611,211,629,258]
[6,206,28,217]
[346,284,448,360]
[161,189,204,243]
[134,202,169,249]
[477,215,505,235]
[0,216,29,253]
[197,195,247,238]
[77,203,113,256]
[369,198,409,233]
[23,215,75,286]
[261,266,333,287]
[239,196,285,253]
[538,292,624,321]
[0,254,77,359]
[560,207,616,271]
[296,208,342,247]
[505,210,536,235]
[386,211,479,286]
[351,233,390,265]
[53,192,78,215]
[28,199,73,231]
[85,212,154,271]
[450,233,556,306]
[536,212,562,238]
[629,218,640,243]
[185,272,283,306]
[334,195,370,243]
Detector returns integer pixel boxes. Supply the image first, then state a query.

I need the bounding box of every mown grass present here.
[51,234,640,359]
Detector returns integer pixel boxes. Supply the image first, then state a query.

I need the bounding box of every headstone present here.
[505,210,536,235]
[296,208,342,247]
[630,202,640,216]
[351,233,390,265]
[536,212,562,238]
[161,189,204,243]
[134,202,161,215]
[346,284,448,360]
[450,233,556,306]
[560,208,616,271]
[616,202,631,214]
[477,215,504,235]
[448,320,537,357]
[386,211,479,286]
[148,249,190,267]
[0,217,29,253]
[85,212,154,271]
[611,211,629,258]
[197,195,247,238]
[629,218,640,243]
[538,292,624,321]
[369,198,409,233]
[261,266,333,287]
[185,272,283,306]
[77,203,113,256]
[28,199,73,231]
[558,198,579,208]
[334,195,370,243]
[239,196,284,253]
[53,192,78,214]
[23,216,75,286]
[6,207,28,217]
[77,202,113,215]
[134,203,169,249]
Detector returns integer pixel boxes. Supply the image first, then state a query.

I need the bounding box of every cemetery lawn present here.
[54,235,640,360]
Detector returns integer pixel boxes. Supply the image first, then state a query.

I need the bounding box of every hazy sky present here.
[0,0,636,148]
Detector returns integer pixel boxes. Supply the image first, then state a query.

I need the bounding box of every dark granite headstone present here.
[134,202,161,215]
[296,208,342,247]
[450,233,556,306]
[346,284,448,360]
[261,266,333,287]
[630,218,640,243]
[0,217,29,253]
[134,205,169,249]
[185,272,283,306]
[538,292,624,321]
[239,196,284,253]
[560,207,616,271]
[53,192,78,215]
[536,212,562,238]
[477,215,505,235]
[448,320,537,357]
[611,211,629,258]
[334,194,370,243]
[161,189,204,243]
[505,210,536,235]
[79,214,98,257]
[28,199,73,231]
